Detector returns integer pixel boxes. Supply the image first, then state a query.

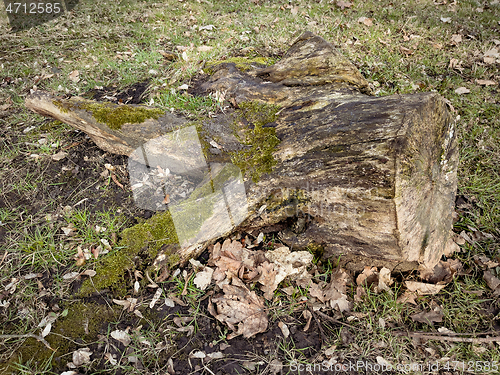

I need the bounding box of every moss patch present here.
[6,302,116,373]
[53,99,164,130]
[307,243,325,262]
[78,211,178,297]
[79,102,164,130]
[229,101,281,182]
[204,56,274,74]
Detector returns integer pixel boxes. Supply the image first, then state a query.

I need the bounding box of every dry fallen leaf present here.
[405,281,446,295]
[336,1,353,10]
[420,259,462,284]
[113,298,131,310]
[158,50,177,61]
[377,267,393,293]
[265,246,313,285]
[449,58,463,70]
[377,356,392,368]
[72,348,92,366]
[410,307,443,325]
[483,48,499,64]
[278,321,290,338]
[454,87,470,94]
[81,269,96,277]
[483,270,500,293]
[290,6,298,15]
[358,17,373,26]
[111,174,124,190]
[257,261,277,300]
[209,277,268,339]
[166,357,175,374]
[62,272,80,280]
[474,255,499,269]
[207,351,224,360]
[269,359,283,374]
[68,70,80,83]
[190,351,206,359]
[149,288,163,308]
[52,151,68,161]
[354,285,366,302]
[302,309,312,331]
[438,327,456,335]
[450,34,462,45]
[197,46,213,52]
[307,280,326,303]
[61,225,74,236]
[356,266,378,286]
[396,290,418,305]
[194,266,214,291]
[111,329,131,346]
[199,24,215,31]
[399,46,415,56]
[320,269,352,312]
[41,322,52,337]
[476,79,497,86]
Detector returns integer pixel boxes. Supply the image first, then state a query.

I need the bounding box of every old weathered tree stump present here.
[26,32,458,272]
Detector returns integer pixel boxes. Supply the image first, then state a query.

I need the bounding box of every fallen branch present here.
[394,331,500,344]
[0,333,55,351]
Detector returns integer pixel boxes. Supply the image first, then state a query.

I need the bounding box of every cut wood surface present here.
[25,32,458,272]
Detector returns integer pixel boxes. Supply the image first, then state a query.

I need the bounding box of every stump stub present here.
[25,32,458,272]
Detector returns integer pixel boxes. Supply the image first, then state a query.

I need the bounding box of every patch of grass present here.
[18,226,69,271]
[156,90,218,114]
[64,208,127,247]
[174,271,205,304]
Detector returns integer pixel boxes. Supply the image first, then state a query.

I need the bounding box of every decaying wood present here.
[25,32,458,272]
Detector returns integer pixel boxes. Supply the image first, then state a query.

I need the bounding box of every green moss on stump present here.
[53,99,164,130]
[204,56,274,74]
[230,101,281,183]
[78,211,178,297]
[81,102,164,130]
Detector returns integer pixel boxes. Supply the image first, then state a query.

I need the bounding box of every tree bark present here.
[25,32,458,272]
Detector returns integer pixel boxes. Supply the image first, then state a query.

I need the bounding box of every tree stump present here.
[25,32,458,272]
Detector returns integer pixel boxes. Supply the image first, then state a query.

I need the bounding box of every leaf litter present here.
[193,238,463,339]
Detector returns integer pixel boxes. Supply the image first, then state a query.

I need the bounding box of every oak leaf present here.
[209,277,268,339]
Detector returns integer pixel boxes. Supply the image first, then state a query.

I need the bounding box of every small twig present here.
[0,333,56,351]
[182,271,193,296]
[308,306,326,346]
[111,173,124,190]
[394,331,500,344]
[0,251,7,267]
[314,310,355,329]
[62,140,84,150]
[201,360,216,375]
